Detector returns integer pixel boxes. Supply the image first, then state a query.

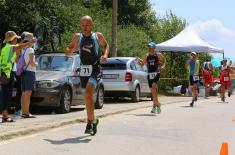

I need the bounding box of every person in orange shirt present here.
[202,58,213,98]
[219,59,230,102]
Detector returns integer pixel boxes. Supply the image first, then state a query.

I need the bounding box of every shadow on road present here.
[216,101,229,103]
[104,97,151,104]
[29,107,85,115]
[126,113,156,117]
[180,105,193,108]
[44,135,91,144]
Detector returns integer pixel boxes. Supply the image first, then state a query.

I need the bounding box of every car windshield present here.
[37,55,73,71]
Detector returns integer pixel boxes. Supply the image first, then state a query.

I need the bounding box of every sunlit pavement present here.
[0,95,234,155]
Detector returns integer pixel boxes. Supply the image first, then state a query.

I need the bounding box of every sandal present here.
[2,117,15,123]
[21,114,36,118]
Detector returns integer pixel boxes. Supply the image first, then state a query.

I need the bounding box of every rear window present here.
[101,63,127,70]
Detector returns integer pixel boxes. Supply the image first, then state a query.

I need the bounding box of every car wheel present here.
[57,87,71,113]
[131,86,140,102]
[95,86,104,109]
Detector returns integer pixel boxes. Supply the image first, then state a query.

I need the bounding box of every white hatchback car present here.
[101,57,151,102]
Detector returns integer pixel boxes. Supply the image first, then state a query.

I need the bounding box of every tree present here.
[0,0,199,92]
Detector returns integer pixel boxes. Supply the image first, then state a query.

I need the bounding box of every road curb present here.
[0,98,191,142]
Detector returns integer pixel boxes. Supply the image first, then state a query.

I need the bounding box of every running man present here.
[202,58,213,98]
[219,59,230,102]
[65,16,109,135]
[185,52,201,107]
[137,42,166,114]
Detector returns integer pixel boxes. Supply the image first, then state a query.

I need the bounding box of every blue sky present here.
[150,0,235,60]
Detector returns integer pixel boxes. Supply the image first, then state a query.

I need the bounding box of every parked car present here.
[30,52,104,113]
[101,57,151,102]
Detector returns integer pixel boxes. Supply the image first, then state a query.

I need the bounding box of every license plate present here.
[103,74,119,79]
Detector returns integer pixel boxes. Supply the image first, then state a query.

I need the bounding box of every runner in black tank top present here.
[136,42,166,114]
[64,16,109,136]
[79,33,101,89]
[80,34,98,65]
[147,54,160,87]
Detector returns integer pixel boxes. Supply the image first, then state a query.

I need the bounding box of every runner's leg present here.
[84,83,95,121]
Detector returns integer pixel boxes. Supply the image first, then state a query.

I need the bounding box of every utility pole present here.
[111,0,118,57]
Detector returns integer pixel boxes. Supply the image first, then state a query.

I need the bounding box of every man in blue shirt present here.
[185,52,201,107]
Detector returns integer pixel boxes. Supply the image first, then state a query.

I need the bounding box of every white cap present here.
[191,52,197,56]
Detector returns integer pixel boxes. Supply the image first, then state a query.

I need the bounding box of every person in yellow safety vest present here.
[0,31,36,123]
[185,52,201,107]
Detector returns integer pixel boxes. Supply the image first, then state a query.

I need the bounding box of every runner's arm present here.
[157,52,166,70]
[65,33,80,57]
[12,39,36,54]
[136,55,147,67]
[185,60,190,69]
[97,32,109,62]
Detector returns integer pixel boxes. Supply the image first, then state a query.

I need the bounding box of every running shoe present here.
[221,96,225,102]
[190,101,194,107]
[84,122,93,134]
[91,118,99,136]
[157,106,161,114]
[84,119,99,136]
[151,105,157,114]
[14,110,21,116]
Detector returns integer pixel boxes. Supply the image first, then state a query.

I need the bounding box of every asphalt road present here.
[0,95,235,155]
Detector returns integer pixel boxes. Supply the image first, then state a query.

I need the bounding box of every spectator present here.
[12,38,23,116]
[0,31,35,122]
[20,32,38,118]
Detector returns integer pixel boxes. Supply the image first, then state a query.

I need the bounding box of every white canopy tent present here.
[155,26,224,54]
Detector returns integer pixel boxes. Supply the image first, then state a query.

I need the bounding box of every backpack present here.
[16,48,29,76]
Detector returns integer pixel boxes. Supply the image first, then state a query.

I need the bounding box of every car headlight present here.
[37,81,61,88]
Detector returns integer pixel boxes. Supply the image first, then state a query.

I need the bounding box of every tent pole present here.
[170,52,173,78]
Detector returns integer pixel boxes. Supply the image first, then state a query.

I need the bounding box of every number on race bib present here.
[149,72,158,80]
[224,77,229,81]
[193,76,199,81]
[80,65,92,77]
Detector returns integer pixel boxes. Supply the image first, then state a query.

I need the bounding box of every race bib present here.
[193,76,199,81]
[224,77,229,81]
[149,72,158,80]
[80,65,92,77]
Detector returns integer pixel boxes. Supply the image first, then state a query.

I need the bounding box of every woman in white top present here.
[20,32,38,118]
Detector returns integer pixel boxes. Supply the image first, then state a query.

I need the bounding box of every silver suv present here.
[101,57,151,102]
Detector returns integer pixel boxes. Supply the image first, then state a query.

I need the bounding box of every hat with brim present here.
[3,31,21,43]
[147,42,157,47]
[21,32,34,42]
